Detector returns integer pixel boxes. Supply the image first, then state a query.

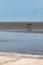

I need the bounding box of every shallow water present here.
[0,31,43,54]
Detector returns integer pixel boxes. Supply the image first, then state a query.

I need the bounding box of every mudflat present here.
[0,22,43,33]
[0,22,43,29]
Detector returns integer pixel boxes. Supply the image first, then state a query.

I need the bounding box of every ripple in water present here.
[0,31,43,54]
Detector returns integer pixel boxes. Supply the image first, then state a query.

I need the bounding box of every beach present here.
[0,32,43,65]
[0,52,43,65]
[0,22,43,65]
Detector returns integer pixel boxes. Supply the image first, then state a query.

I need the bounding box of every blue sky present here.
[0,0,43,22]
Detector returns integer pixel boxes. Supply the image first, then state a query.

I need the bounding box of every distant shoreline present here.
[0,22,43,33]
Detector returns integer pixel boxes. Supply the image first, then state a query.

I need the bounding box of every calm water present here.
[0,31,43,54]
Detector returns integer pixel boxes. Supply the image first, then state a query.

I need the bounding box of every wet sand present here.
[0,52,43,65]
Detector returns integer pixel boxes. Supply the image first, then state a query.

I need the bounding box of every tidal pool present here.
[0,31,43,54]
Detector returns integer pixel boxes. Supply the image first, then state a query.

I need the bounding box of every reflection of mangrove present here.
[27,23,32,31]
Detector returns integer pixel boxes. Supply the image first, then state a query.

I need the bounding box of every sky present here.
[0,0,43,22]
